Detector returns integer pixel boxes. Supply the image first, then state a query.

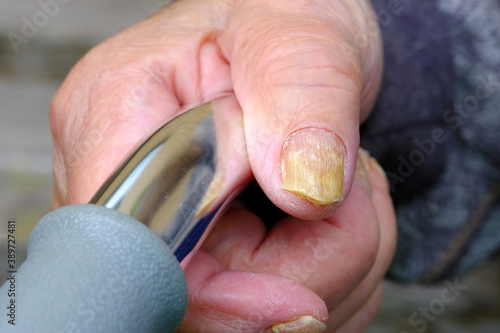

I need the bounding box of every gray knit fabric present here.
[362,0,500,283]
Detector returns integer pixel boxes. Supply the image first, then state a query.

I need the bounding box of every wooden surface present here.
[0,1,498,332]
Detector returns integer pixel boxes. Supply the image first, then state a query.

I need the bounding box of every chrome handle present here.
[90,100,246,268]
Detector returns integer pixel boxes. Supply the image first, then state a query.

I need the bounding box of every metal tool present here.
[90,98,246,268]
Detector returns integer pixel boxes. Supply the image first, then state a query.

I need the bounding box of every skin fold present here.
[50,0,395,331]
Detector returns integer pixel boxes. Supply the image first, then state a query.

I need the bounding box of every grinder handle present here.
[0,204,188,333]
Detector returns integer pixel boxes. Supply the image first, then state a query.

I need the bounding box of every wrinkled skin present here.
[50,0,396,331]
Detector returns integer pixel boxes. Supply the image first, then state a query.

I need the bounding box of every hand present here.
[50,0,395,331]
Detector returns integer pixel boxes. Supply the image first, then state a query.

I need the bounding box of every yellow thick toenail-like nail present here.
[272,315,327,333]
[281,128,345,205]
[355,148,372,195]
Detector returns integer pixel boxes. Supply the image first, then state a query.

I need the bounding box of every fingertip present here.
[221,1,367,221]
[281,128,345,206]
[363,150,391,198]
[354,148,373,197]
[180,262,329,332]
[247,124,359,221]
[183,250,223,295]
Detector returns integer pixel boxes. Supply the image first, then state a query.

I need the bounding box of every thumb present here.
[221,0,382,219]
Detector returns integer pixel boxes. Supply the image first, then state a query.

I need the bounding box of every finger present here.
[50,2,235,207]
[177,250,328,332]
[219,0,383,219]
[327,151,396,329]
[333,284,383,333]
[201,151,382,311]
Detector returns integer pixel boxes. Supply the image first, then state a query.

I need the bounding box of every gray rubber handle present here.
[0,204,188,333]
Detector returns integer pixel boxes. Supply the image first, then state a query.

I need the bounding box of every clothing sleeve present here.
[362,0,500,283]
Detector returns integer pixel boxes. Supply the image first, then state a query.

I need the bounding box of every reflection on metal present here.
[90,102,232,268]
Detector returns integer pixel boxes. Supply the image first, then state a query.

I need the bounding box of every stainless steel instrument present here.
[90,98,248,268]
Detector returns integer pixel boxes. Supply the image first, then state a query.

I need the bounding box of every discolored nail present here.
[271,315,327,333]
[365,153,386,178]
[281,128,345,205]
[355,148,372,196]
